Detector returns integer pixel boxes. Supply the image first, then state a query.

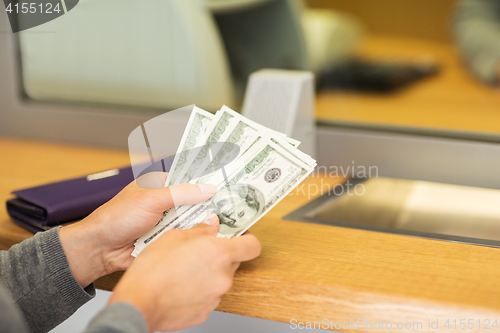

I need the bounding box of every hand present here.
[59,172,218,287]
[108,220,262,332]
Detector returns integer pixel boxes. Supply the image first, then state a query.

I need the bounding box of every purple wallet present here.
[6,166,135,232]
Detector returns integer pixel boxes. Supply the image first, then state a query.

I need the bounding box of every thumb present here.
[169,183,217,207]
[186,214,220,237]
[139,183,217,214]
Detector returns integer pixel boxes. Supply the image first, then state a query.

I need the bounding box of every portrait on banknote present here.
[207,184,265,236]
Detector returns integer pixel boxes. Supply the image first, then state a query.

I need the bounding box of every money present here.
[132,105,316,257]
[165,107,214,186]
[168,109,236,186]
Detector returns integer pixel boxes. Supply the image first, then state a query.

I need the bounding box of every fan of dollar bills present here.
[132,105,316,256]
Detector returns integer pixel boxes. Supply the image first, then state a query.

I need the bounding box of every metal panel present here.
[317,126,500,189]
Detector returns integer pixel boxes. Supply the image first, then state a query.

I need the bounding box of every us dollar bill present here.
[170,108,239,185]
[193,139,315,238]
[170,106,306,187]
[133,138,315,256]
[186,106,312,185]
[132,106,316,257]
[191,127,263,184]
[165,106,214,186]
[270,136,316,168]
[133,139,268,256]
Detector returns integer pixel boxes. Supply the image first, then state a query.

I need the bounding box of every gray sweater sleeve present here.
[454,0,500,84]
[84,303,149,333]
[0,228,149,333]
[0,228,95,333]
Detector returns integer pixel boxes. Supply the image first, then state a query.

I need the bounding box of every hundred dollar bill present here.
[185,139,315,238]
[138,110,239,251]
[284,137,300,147]
[132,124,313,255]
[217,105,299,147]
[132,138,269,256]
[185,106,312,185]
[165,106,214,186]
[170,107,240,185]
[171,106,304,184]
[270,136,316,168]
[172,105,302,186]
[133,138,315,256]
[189,114,266,184]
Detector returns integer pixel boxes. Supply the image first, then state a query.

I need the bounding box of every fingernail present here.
[200,213,219,226]
[198,184,217,194]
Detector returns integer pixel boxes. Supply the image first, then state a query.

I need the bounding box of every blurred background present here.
[2,0,500,145]
[305,0,500,139]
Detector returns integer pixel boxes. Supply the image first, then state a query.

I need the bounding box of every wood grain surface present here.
[1,137,499,332]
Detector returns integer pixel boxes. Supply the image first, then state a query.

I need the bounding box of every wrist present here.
[108,285,160,333]
[59,218,109,288]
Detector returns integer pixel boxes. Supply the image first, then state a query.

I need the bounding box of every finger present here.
[149,214,218,248]
[208,297,222,312]
[168,183,217,207]
[223,232,262,262]
[164,215,219,242]
[139,183,217,213]
[229,261,241,274]
[199,213,219,226]
[134,172,168,189]
[183,219,219,237]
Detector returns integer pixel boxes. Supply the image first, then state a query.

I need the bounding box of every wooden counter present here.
[1,137,499,332]
[316,36,500,137]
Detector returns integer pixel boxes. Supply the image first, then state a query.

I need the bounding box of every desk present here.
[316,36,500,137]
[1,137,500,332]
